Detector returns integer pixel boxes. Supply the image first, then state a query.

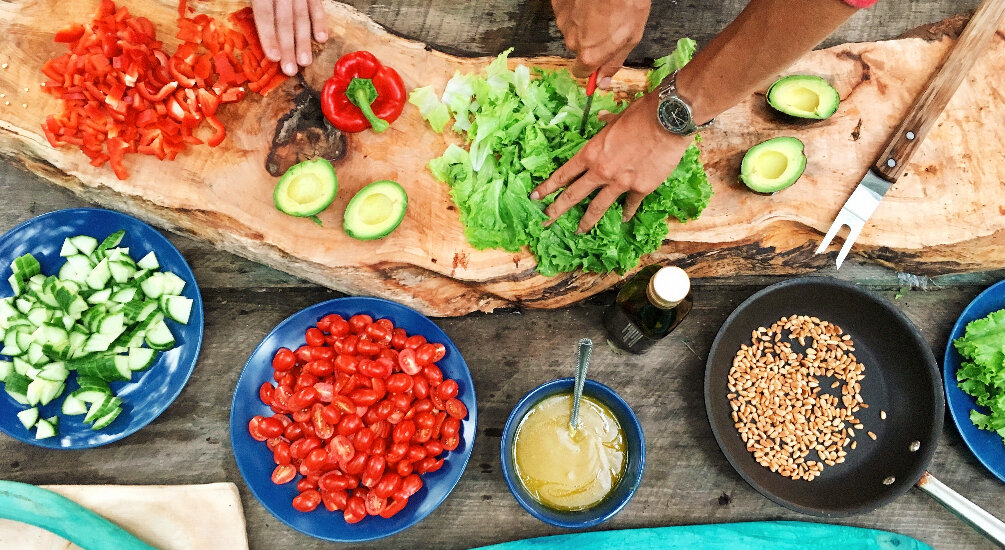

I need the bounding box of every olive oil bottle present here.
[603,265,692,354]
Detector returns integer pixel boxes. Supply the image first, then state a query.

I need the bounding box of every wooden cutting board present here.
[0,483,248,549]
[1,0,1003,316]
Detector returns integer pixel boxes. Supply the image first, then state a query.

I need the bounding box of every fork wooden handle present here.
[872,0,1005,182]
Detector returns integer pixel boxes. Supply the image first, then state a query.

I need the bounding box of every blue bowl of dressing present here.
[500,378,645,528]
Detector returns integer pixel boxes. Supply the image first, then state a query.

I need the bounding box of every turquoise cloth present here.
[0,480,155,550]
[472,521,929,550]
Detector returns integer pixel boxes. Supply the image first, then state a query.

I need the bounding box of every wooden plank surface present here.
[2,0,1004,316]
[1,163,1003,549]
[2,0,1005,548]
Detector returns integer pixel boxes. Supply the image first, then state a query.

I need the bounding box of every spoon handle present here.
[570,338,593,431]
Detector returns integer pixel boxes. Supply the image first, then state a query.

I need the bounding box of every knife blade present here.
[578,70,599,136]
[815,0,1005,268]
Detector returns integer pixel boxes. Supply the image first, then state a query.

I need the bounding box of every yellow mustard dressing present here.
[513,394,626,511]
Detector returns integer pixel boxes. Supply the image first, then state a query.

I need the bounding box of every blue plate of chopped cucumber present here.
[944,278,1005,484]
[0,208,202,449]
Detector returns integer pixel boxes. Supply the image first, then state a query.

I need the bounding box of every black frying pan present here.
[705,278,1005,543]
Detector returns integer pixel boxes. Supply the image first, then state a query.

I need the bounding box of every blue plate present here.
[944,278,1005,484]
[230,297,477,542]
[0,208,203,449]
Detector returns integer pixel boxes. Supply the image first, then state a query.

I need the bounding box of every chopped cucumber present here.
[17,407,39,429]
[2,229,192,434]
[34,417,57,439]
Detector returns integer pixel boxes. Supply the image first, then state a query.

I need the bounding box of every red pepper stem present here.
[350,81,389,133]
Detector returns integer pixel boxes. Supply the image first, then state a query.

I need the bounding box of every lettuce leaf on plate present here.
[954,308,1005,443]
[412,39,711,276]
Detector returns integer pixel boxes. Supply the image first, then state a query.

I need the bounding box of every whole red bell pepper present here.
[321,51,405,133]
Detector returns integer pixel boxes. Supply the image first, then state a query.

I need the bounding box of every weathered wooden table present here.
[2,1,1004,548]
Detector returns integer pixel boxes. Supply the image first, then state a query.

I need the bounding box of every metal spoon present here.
[569,338,593,433]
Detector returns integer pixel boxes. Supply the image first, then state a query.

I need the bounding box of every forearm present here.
[676,0,858,124]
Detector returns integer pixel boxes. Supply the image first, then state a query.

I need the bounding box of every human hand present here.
[530,93,691,232]
[551,0,650,87]
[252,0,329,76]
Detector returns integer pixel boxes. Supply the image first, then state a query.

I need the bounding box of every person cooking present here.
[251,0,876,231]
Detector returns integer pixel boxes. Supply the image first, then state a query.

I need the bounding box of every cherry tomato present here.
[430,392,445,411]
[292,408,310,423]
[331,394,355,415]
[335,354,358,374]
[350,388,379,407]
[390,393,412,411]
[373,473,402,499]
[297,476,318,493]
[260,416,285,439]
[344,451,367,475]
[412,399,433,415]
[398,348,420,375]
[284,422,304,441]
[354,427,376,453]
[431,411,447,439]
[375,318,394,333]
[407,445,427,462]
[289,387,320,411]
[259,382,275,404]
[322,489,348,512]
[275,371,295,386]
[271,464,296,484]
[430,343,446,362]
[424,440,443,457]
[319,471,350,491]
[272,348,296,371]
[380,497,408,518]
[362,455,386,487]
[344,496,366,524]
[397,474,423,498]
[273,441,292,465]
[393,420,415,443]
[370,376,387,400]
[412,376,429,399]
[312,382,333,403]
[370,436,387,456]
[295,373,319,390]
[391,328,407,349]
[363,407,381,425]
[342,335,359,355]
[337,414,363,436]
[349,314,373,334]
[328,434,355,462]
[378,348,399,363]
[396,459,413,477]
[312,403,334,439]
[442,417,461,439]
[316,315,335,333]
[374,400,394,420]
[386,441,408,464]
[326,315,350,336]
[386,373,413,394]
[305,327,325,347]
[415,412,436,430]
[321,403,343,425]
[293,489,322,512]
[419,457,444,474]
[369,420,391,440]
[294,345,314,363]
[304,447,329,473]
[248,416,268,441]
[357,339,381,357]
[414,427,432,444]
[291,436,322,460]
[442,435,460,451]
[446,398,468,419]
[404,335,426,350]
[359,359,390,378]
[415,344,438,366]
[365,323,389,343]
[436,380,459,401]
[365,491,386,516]
[306,359,334,377]
[423,364,443,386]
[266,436,286,452]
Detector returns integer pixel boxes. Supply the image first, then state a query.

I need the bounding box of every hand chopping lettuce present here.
[954,308,1005,445]
[409,40,711,276]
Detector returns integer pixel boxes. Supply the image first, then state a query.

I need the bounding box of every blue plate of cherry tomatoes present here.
[230,297,477,542]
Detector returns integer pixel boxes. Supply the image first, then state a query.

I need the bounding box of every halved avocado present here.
[766,75,840,120]
[274,158,338,224]
[740,137,806,194]
[343,180,408,240]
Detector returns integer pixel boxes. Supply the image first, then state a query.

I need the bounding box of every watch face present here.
[658,97,693,135]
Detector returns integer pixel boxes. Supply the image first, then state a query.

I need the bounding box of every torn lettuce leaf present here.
[420,39,711,276]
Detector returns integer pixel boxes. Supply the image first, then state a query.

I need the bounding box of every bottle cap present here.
[647,266,690,309]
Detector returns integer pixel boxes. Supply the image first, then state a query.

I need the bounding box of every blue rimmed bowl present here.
[500,377,645,528]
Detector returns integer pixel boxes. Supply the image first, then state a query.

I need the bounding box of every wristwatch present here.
[655,69,714,136]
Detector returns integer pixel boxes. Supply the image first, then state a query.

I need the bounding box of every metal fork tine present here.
[816,215,847,255]
[834,222,863,269]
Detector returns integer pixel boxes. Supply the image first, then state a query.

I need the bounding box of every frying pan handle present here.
[917,472,1005,546]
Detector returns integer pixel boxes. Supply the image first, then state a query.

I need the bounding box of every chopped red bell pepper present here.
[54,24,85,44]
[320,51,406,133]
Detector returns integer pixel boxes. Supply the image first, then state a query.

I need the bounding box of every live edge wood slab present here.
[0,0,1003,316]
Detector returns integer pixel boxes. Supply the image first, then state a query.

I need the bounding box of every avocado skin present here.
[343,180,409,241]
[273,158,338,217]
[766,75,840,121]
[740,136,807,194]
